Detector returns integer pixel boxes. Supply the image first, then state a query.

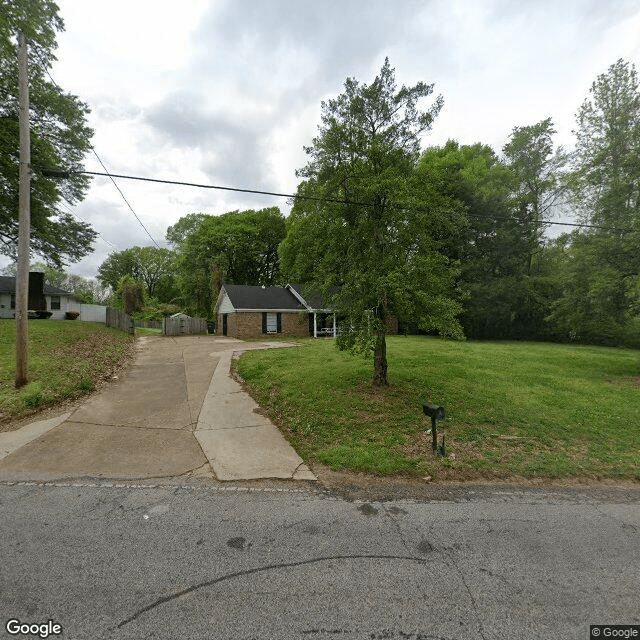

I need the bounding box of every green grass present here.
[235,336,640,480]
[135,327,162,336]
[0,319,134,424]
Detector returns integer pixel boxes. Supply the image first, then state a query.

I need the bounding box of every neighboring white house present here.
[0,275,79,320]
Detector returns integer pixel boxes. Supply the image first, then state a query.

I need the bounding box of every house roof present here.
[222,284,305,311]
[0,275,72,296]
[288,283,333,310]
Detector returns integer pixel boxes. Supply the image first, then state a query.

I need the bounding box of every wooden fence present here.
[135,319,163,329]
[162,315,208,336]
[106,308,134,334]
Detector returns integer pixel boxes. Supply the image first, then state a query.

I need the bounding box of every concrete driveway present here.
[0,336,315,483]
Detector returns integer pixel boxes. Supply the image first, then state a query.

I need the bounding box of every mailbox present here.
[422,404,445,421]
[422,403,446,454]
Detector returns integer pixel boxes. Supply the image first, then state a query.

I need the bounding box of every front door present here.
[222,314,228,336]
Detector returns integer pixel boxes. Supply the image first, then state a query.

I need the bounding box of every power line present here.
[28,44,161,248]
[58,200,117,249]
[79,170,372,208]
[67,169,633,234]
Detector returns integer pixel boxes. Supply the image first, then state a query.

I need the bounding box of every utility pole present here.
[15,30,30,388]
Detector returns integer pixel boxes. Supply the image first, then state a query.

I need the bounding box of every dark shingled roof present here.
[223,284,304,310]
[0,275,72,296]
[289,283,331,310]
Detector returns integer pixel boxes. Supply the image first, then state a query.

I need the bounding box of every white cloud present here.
[28,0,636,279]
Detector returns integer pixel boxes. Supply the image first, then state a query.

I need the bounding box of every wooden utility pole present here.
[15,30,30,388]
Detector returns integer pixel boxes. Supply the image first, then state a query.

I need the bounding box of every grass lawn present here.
[235,336,640,480]
[135,327,162,336]
[0,319,135,425]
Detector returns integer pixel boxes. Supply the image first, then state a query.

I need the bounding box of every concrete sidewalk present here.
[0,336,315,483]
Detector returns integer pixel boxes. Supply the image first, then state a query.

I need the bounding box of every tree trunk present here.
[373,332,388,387]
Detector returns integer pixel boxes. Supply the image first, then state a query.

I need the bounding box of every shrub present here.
[65,311,80,320]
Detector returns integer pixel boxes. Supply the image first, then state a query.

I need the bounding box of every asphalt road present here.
[1,480,639,640]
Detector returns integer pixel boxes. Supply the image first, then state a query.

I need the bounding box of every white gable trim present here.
[285,284,312,310]
[217,289,236,314]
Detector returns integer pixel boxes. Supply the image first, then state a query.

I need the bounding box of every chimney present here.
[28,272,46,311]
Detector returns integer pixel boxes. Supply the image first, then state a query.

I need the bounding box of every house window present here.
[266,312,278,333]
[10,294,15,309]
[262,312,282,334]
[50,295,61,310]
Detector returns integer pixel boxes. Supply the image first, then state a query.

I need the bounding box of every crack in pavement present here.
[115,554,429,630]
[443,549,489,640]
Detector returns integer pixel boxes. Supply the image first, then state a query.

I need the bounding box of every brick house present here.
[214,283,398,339]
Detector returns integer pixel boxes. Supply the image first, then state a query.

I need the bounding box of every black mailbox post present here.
[423,403,445,453]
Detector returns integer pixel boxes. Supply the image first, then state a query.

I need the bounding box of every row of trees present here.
[2,1,636,386]
[92,58,639,388]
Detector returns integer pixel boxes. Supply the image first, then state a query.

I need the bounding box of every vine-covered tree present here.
[0,0,96,266]
[280,59,463,387]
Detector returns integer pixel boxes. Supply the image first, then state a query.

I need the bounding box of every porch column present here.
[332,313,336,337]
[313,312,317,338]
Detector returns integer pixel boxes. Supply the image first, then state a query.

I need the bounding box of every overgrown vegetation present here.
[235,337,640,480]
[0,320,134,424]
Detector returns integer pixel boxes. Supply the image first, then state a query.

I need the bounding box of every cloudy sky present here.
[35,0,640,278]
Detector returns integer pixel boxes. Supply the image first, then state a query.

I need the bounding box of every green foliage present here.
[281,59,462,385]
[174,207,286,317]
[0,0,96,266]
[548,59,640,347]
[165,213,208,247]
[97,246,178,302]
[78,377,94,392]
[132,299,181,322]
[116,275,144,315]
[21,382,45,408]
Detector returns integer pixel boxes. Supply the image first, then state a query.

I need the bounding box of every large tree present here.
[175,207,286,317]
[502,118,568,274]
[97,246,178,301]
[280,59,463,387]
[0,0,96,266]
[549,59,640,345]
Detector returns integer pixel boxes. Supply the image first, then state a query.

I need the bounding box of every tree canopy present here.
[281,58,462,386]
[173,207,286,317]
[0,0,96,266]
[547,59,640,345]
[97,246,178,302]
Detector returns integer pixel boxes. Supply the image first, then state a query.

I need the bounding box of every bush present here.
[65,311,80,320]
